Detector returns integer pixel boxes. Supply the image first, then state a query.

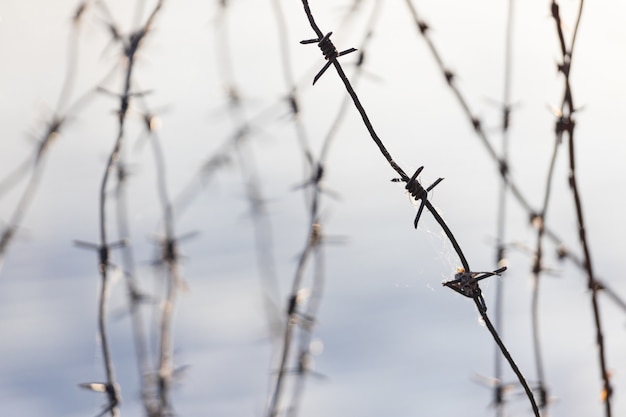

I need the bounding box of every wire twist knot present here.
[443,266,507,313]
[392,166,443,229]
[301,32,357,85]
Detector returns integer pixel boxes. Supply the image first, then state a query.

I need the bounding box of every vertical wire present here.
[493,0,515,414]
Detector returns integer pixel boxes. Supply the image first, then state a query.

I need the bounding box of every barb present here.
[392,166,444,230]
[78,382,121,417]
[443,267,507,314]
[300,32,357,86]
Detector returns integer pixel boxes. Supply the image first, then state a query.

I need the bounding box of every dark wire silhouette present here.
[297,1,540,416]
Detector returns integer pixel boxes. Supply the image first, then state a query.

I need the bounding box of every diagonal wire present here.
[297,1,540,415]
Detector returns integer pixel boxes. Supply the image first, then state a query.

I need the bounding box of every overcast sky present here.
[1,1,625,416]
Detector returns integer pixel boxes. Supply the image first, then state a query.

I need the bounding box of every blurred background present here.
[0,0,625,416]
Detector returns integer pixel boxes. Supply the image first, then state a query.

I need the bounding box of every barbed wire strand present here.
[94,3,181,415]
[82,2,164,415]
[492,0,515,414]
[551,1,613,415]
[297,1,540,416]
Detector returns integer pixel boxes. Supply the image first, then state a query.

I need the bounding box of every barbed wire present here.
[296,1,540,416]
[77,2,165,415]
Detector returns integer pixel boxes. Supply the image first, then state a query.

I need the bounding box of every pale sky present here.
[1,1,625,416]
